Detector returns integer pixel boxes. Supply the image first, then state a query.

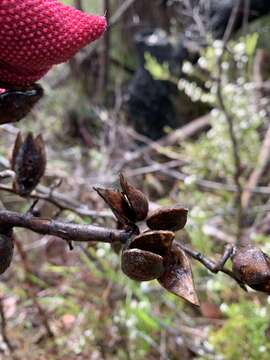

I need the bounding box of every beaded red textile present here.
[0,0,106,85]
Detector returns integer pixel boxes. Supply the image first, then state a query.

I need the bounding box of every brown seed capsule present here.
[11,132,46,196]
[120,174,149,221]
[0,229,14,275]
[0,84,43,125]
[122,249,164,281]
[232,245,270,294]
[128,230,174,255]
[121,230,175,281]
[11,132,23,170]
[146,205,188,232]
[159,243,199,306]
[94,187,133,224]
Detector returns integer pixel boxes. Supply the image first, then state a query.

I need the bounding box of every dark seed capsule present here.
[159,243,199,306]
[0,84,43,125]
[121,248,164,281]
[0,231,14,275]
[232,245,270,294]
[94,187,133,224]
[146,205,188,232]
[121,230,174,282]
[11,132,46,196]
[120,174,149,222]
[127,230,174,256]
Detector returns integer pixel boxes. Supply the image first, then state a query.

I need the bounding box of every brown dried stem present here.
[0,209,247,291]
[177,243,247,291]
[0,210,131,244]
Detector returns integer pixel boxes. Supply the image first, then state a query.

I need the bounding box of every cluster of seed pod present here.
[95,174,199,306]
[11,132,46,197]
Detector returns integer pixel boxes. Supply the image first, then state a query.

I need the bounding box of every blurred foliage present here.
[210,300,270,360]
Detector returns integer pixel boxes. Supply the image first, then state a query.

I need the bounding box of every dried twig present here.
[0,210,131,244]
[109,0,137,26]
[177,243,247,291]
[159,168,270,196]
[0,184,113,219]
[114,115,210,171]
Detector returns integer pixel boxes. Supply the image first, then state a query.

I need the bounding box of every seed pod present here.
[127,230,174,255]
[232,245,270,294]
[0,84,43,125]
[0,229,14,275]
[11,132,46,197]
[121,230,174,281]
[11,132,23,170]
[94,187,133,224]
[159,243,199,306]
[120,174,149,221]
[122,249,164,281]
[146,205,188,232]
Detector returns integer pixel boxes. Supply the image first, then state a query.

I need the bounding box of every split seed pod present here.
[11,132,46,197]
[232,245,270,294]
[121,230,174,281]
[94,174,149,224]
[0,84,44,125]
[159,243,199,306]
[0,229,14,275]
[147,205,188,232]
[93,187,133,225]
[120,174,149,221]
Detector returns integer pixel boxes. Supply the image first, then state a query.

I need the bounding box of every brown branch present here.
[0,210,249,291]
[0,210,131,244]
[177,243,247,291]
[0,184,113,219]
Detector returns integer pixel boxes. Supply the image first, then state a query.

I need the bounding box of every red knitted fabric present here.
[0,0,107,86]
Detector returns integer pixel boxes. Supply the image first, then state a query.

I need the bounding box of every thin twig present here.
[159,168,270,196]
[109,0,137,26]
[177,243,247,291]
[0,184,113,219]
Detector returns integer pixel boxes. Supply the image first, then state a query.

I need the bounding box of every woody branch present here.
[0,210,131,244]
[0,209,247,290]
